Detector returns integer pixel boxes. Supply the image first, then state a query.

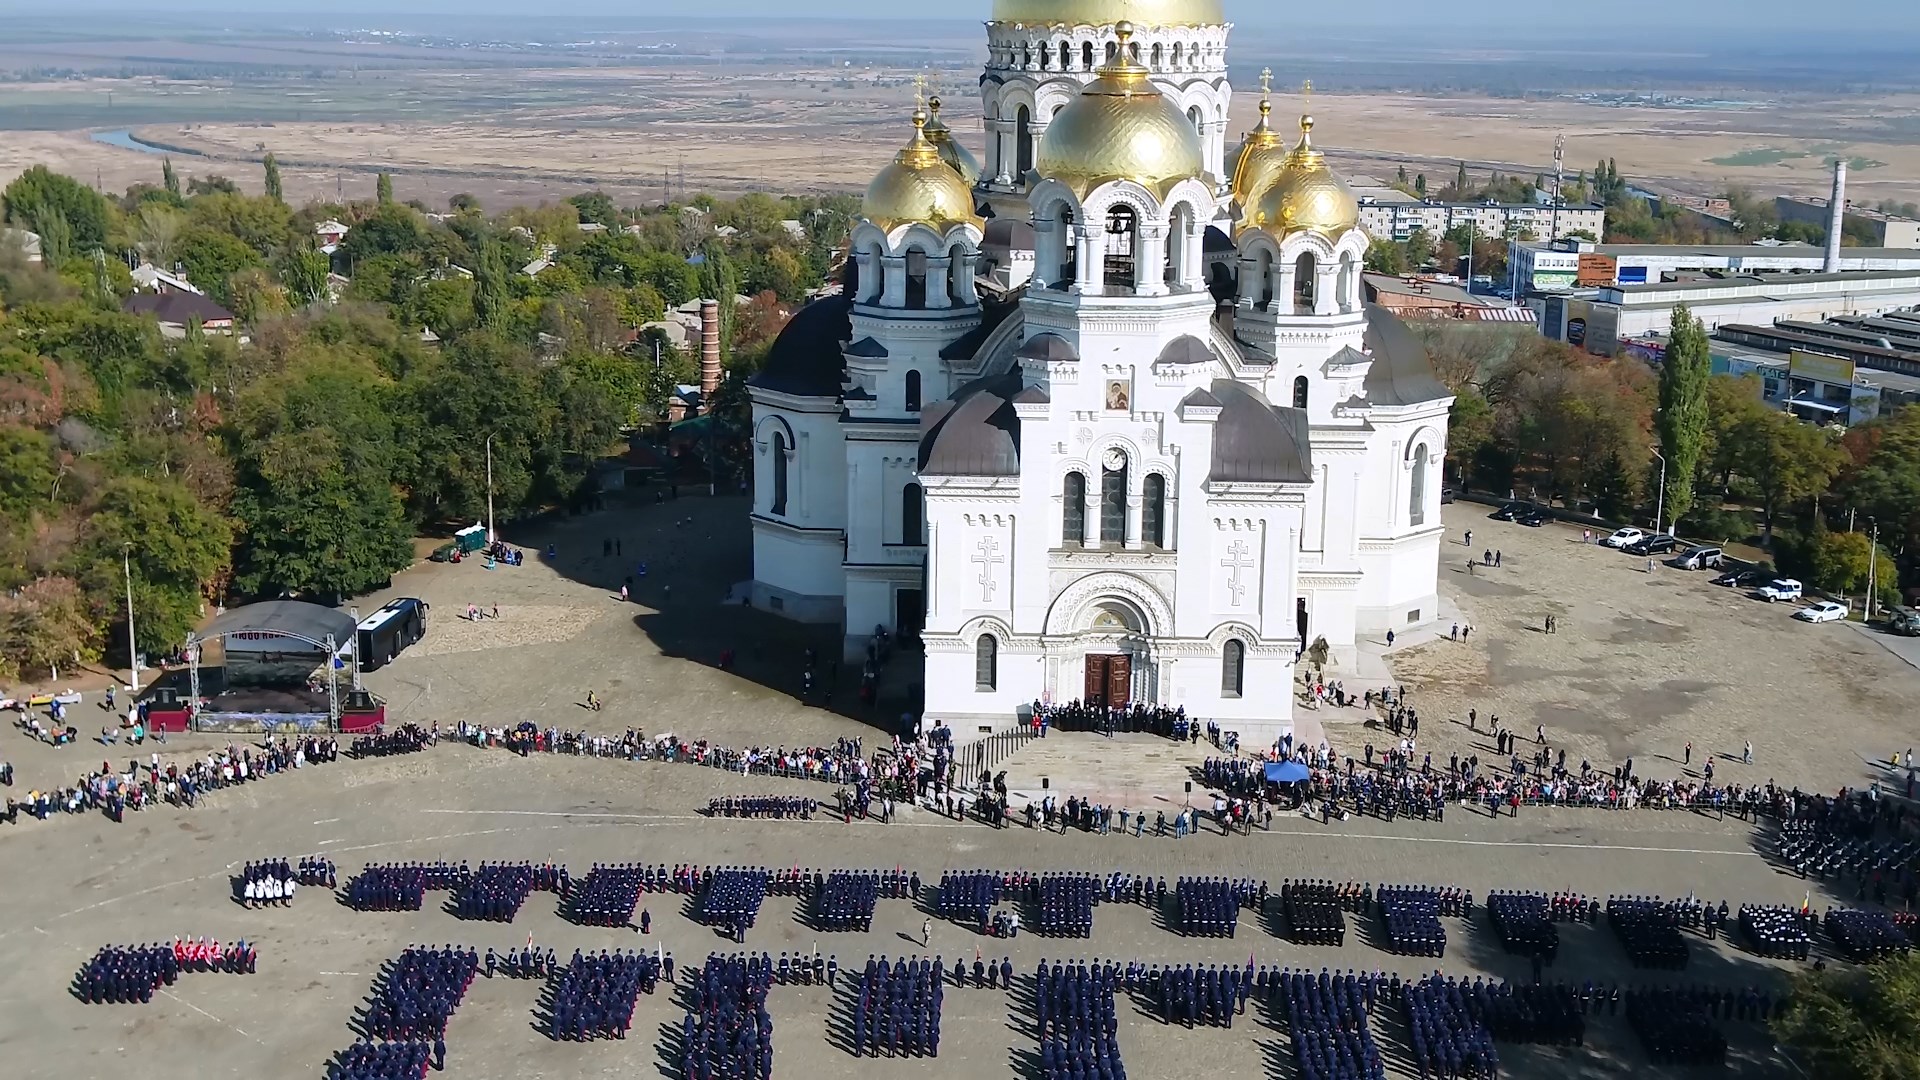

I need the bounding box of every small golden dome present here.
[1248,114,1359,238]
[923,96,982,186]
[1033,23,1207,197]
[863,109,983,233]
[1229,71,1288,212]
[990,0,1223,27]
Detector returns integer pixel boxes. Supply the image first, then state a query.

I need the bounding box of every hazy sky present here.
[2,0,1916,33]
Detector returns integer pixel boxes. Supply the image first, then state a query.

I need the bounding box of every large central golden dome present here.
[1033,23,1207,197]
[864,109,983,233]
[990,0,1224,26]
[1248,115,1359,237]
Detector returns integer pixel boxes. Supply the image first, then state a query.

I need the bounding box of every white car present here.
[1793,601,1847,623]
[1601,527,1644,549]
[1755,578,1804,602]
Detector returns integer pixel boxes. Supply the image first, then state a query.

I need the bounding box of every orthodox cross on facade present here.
[973,535,1005,602]
[1221,539,1255,606]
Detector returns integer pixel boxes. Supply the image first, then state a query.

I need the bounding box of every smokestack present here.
[1824,159,1847,273]
[699,298,722,410]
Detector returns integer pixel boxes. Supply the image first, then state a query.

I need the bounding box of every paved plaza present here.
[2,496,1916,1080]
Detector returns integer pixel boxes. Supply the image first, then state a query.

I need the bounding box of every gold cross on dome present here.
[1301,79,1313,104]
[1259,67,1272,95]
[912,74,927,110]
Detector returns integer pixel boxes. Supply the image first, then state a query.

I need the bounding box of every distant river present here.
[91,129,190,155]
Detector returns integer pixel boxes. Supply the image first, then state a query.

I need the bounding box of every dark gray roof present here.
[842,385,874,401]
[1015,332,1078,362]
[1203,225,1235,252]
[123,290,235,325]
[1208,380,1312,484]
[983,218,1035,252]
[201,600,358,650]
[918,370,1023,477]
[747,293,852,398]
[1012,384,1050,404]
[1156,335,1213,366]
[844,336,888,358]
[939,293,1021,362]
[1361,304,1451,406]
[1180,386,1222,409]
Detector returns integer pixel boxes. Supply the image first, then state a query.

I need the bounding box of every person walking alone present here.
[921,918,932,948]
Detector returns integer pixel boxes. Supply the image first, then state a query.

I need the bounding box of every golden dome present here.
[1033,23,1207,197]
[923,96,982,186]
[1248,115,1359,238]
[990,0,1224,26]
[1228,71,1288,211]
[863,109,983,233]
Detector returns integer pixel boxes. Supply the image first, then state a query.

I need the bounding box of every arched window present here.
[905,370,922,412]
[902,482,924,543]
[904,248,928,309]
[1055,205,1076,287]
[1295,252,1317,311]
[1105,41,1118,64]
[1128,40,1140,61]
[770,430,789,516]
[1104,204,1137,291]
[1151,43,1163,68]
[1062,471,1087,545]
[1100,456,1128,545]
[1039,43,1050,70]
[1409,444,1428,527]
[1015,105,1034,176]
[1166,204,1192,287]
[1221,639,1245,698]
[1082,41,1094,69]
[1338,251,1358,312]
[1186,104,1203,137]
[1293,375,1309,411]
[975,634,998,691]
[1058,41,1069,70]
[1143,473,1166,547]
[1171,41,1183,67]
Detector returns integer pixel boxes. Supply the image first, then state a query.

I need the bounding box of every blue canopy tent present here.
[1264,761,1310,784]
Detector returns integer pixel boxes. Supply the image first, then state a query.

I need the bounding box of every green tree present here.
[1363,237,1407,274]
[1655,304,1711,523]
[176,226,262,305]
[1413,173,1427,197]
[135,203,187,268]
[279,244,331,306]
[341,202,429,264]
[2,164,111,250]
[0,576,99,680]
[376,172,394,205]
[263,152,283,203]
[73,475,232,657]
[567,190,619,227]
[1404,227,1435,268]
[162,157,180,199]
[1839,406,1920,568]
[1445,389,1496,484]
[1737,409,1845,541]
[1773,953,1920,1080]
[474,237,512,331]
[35,207,73,267]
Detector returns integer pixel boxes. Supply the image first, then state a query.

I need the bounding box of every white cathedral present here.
[746,0,1453,748]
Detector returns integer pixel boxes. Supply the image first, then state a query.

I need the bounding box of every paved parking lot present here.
[2,496,1910,1080]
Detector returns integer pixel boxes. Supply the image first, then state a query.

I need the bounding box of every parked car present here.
[1671,546,1724,571]
[1754,578,1804,603]
[1793,601,1847,623]
[1601,527,1645,549]
[1517,508,1549,527]
[1625,534,1680,556]
[1440,487,1457,505]
[1489,502,1528,521]
[1887,607,1920,636]
[428,542,459,563]
[1712,569,1764,588]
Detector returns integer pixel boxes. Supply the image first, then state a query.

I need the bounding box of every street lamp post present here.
[1650,448,1667,536]
[1867,519,1880,621]
[122,543,139,693]
[484,433,496,545]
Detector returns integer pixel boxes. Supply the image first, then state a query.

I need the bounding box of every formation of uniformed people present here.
[1030,698,1186,740]
[1738,904,1811,958]
[1402,974,1500,1079]
[1155,962,1246,1027]
[1281,881,1348,945]
[549,949,661,1040]
[239,859,302,907]
[706,796,815,819]
[681,954,774,1080]
[1171,877,1244,938]
[850,955,942,1057]
[1624,985,1728,1065]
[454,863,543,922]
[1485,892,1559,961]
[815,871,888,931]
[1378,887,1454,957]
[349,725,431,759]
[330,1038,436,1080]
[1035,874,1099,937]
[1102,873,1172,907]
[1605,896,1690,969]
[74,944,177,1003]
[1034,959,1126,1080]
[568,864,648,927]
[1453,978,1584,1047]
[362,946,478,1041]
[1276,968,1385,1080]
[696,869,771,941]
[482,945,558,979]
[345,866,431,911]
[1825,906,1913,961]
[299,856,339,888]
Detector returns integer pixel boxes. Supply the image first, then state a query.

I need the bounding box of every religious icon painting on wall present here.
[1104,379,1130,412]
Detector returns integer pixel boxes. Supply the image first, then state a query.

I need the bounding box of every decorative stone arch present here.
[1027,178,1085,225]
[1276,229,1340,266]
[1029,78,1079,124]
[753,412,796,450]
[1204,620,1265,650]
[957,613,1016,644]
[1080,179,1167,229]
[1043,571,1175,639]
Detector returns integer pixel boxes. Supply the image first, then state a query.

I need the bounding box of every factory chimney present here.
[1824,159,1847,273]
[699,298,722,411]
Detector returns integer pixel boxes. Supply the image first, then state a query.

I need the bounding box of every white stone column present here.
[1072,224,1105,294]
[926,256,953,309]
[954,250,980,306]
[1237,256,1260,306]
[1125,494,1144,550]
[1082,485,1098,546]
[1135,222,1168,296]
[1034,218,1062,288]
[1275,259,1296,311]
[1314,264,1338,315]
[880,255,906,308]
[992,121,1013,184]
[1179,219,1204,292]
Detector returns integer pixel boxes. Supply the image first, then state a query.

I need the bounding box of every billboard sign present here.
[1575,253,1618,287]
[1532,270,1577,291]
[1789,350,1855,385]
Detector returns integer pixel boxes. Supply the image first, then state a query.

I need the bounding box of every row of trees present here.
[0,161,834,681]
[1431,305,1913,605]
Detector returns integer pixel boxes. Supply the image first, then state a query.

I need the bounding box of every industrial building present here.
[1713,312,1920,425]
[1354,196,1604,247]
[1776,195,1920,249]
[1537,270,1920,357]
[1510,239,1920,291]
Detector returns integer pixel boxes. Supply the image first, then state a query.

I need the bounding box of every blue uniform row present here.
[361,946,478,1041]
[681,955,774,1080]
[850,956,943,1057]
[549,949,661,1041]
[1378,886,1450,957]
[1034,961,1125,1080]
[1279,970,1385,1080]
[1172,877,1241,938]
